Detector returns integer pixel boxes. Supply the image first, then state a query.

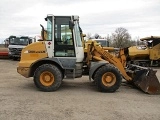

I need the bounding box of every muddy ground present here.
[0,59,160,120]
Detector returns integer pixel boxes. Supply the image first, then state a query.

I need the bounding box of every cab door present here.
[54,16,75,57]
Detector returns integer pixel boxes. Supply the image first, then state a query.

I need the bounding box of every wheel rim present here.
[102,72,116,87]
[40,71,55,86]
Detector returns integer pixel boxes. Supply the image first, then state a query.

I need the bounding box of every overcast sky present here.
[0,0,160,43]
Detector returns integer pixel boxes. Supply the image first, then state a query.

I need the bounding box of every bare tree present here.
[112,27,132,48]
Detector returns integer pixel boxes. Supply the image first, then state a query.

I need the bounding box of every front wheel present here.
[94,64,122,92]
[13,57,18,61]
[34,64,62,92]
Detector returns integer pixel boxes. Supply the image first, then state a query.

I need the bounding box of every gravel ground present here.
[0,59,160,120]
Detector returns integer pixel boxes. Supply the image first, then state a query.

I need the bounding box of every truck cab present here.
[91,39,109,47]
[8,36,32,60]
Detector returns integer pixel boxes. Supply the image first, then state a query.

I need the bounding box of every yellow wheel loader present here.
[126,36,160,66]
[17,15,160,94]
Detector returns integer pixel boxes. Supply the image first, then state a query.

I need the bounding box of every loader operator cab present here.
[141,36,160,49]
[147,40,153,48]
[42,15,84,60]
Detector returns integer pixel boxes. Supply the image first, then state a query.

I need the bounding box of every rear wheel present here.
[34,64,62,92]
[94,64,122,92]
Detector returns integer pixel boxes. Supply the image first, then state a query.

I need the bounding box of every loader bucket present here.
[132,68,160,94]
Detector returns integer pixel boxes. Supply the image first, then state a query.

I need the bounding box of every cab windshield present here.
[46,17,52,40]
[95,40,109,47]
[9,37,29,45]
[74,21,82,47]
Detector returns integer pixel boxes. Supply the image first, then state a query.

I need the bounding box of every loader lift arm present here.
[85,41,160,94]
[87,41,132,81]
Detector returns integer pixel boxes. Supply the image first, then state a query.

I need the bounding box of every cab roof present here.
[140,36,160,41]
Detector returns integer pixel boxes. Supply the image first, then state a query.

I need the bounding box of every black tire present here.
[13,57,18,61]
[94,64,122,92]
[33,64,62,92]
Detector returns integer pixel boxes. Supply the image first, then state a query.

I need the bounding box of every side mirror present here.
[69,20,74,30]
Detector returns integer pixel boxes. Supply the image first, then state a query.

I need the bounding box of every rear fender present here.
[29,58,64,77]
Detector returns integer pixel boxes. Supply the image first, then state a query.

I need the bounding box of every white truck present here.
[8,36,33,60]
[91,39,109,47]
